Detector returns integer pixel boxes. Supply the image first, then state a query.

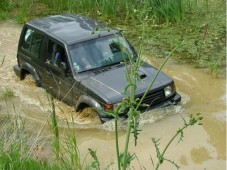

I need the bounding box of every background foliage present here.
[0,0,226,76]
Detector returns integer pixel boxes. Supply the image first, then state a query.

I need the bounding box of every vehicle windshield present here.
[69,34,134,73]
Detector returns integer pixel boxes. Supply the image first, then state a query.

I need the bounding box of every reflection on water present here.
[0,21,226,169]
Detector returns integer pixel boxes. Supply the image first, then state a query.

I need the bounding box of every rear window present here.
[21,28,43,58]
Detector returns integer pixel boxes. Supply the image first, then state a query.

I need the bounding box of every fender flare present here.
[20,62,41,86]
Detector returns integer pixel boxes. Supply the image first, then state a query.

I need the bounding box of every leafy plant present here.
[97,10,184,169]
[0,111,59,170]
[209,57,221,77]
[152,113,203,169]
[1,88,14,101]
[62,134,82,170]
[15,0,31,23]
[0,0,15,11]
[48,94,60,161]
[88,148,100,170]
[149,0,184,24]
[0,10,7,20]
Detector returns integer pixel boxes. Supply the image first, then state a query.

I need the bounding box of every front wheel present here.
[79,107,102,124]
[23,74,41,87]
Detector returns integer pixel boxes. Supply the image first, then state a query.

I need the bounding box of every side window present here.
[47,40,69,72]
[21,28,43,58]
[47,40,55,61]
[30,32,43,57]
[22,29,33,50]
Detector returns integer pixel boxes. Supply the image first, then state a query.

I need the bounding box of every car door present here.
[43,39,75,105]
[19,26,45,85]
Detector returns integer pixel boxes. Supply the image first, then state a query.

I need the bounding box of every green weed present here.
[0,112,59,170]
[152,113,203,169]
[48,94,86,170]
[1,88,14,101]
[48,94,60,161]
[88,148,100,170]
[0,10,7,20]
[16,0,30,23]
[148,0,184,24]
[0,0,16,11]
[1,0,225,75]
[98,16,186,169]
[209,57,222,77]
[63,135,82,170]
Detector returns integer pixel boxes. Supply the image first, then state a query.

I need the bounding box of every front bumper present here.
[150,93,181,109]
[100,93,181,121]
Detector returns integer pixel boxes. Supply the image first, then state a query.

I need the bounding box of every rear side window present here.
[21,28,43,58]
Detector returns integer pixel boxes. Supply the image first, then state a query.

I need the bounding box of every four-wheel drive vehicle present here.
[14,14,181,122]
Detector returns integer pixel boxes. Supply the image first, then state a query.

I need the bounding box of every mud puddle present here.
[0,21,226,169]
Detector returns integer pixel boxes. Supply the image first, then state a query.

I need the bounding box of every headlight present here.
[164,83,176,97]
[103,104,114,111]
[103,103,127,114]
[103,103,124,112]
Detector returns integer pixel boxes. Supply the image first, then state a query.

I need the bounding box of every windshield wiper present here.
[103,60,124,67]
[78,61,124,74]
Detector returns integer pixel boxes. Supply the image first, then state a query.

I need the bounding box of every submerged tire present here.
[23,74,37,87]
[79,107,102,124]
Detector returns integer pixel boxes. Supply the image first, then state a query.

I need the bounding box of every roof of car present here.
[27,14,118,45]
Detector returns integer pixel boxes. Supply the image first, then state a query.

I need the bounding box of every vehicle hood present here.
[81,63,173,103]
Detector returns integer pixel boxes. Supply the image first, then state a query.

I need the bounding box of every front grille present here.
[137,90,165,109]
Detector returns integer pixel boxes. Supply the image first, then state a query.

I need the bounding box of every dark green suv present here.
[14,14,181,122]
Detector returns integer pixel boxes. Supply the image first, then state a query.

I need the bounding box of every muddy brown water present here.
[0,21,226,169]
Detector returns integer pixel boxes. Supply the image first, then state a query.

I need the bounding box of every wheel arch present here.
[76,95,104,117]
[20,62,41,86]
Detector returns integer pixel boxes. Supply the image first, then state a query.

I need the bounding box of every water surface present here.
[0,21,226,170]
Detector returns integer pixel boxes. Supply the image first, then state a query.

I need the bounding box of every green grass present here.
[1,88,14,101]
[0,0,225,75]
[0,0,223,76]
[0,10,7,20]
[0,113,59,170]
[122,0,226,76]
[0,0,186,23]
